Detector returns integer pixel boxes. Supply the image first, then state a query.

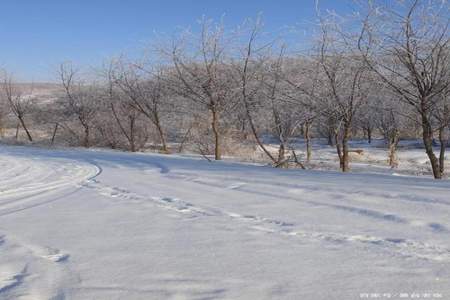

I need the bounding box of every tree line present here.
[0,0,449,178]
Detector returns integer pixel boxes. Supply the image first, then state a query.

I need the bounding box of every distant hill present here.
[11,82,62,103]
[14,82,61,93]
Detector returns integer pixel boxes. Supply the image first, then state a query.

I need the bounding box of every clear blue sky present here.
[0,0,352,82]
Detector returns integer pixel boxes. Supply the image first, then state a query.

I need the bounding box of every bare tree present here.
[165,18,237,160]
[314,15,371,172]
[357,103,376,144]
[358,0,450,178]
[59,63,98,148]
[1,73,34,142]
[98,61,148,152]
[282,57,323,163]
[230,18,281,165]
[0,96,7,138]
[373,95,405,168]
[114,61,169,153]
[432,87,450,175]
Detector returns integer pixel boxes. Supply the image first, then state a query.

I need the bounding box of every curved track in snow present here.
[0,152,99,217]
[0,147,99,300]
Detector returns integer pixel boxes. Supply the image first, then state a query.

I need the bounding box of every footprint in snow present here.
[428,222,448,233]
[0,266,28,294]
[227,182,246,190]
[40,247,70,263]
[32,247,70,263]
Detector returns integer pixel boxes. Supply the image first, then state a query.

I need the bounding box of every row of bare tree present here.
[0,0,449,178]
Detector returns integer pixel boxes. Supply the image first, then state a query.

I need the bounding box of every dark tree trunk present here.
[439,127,447,178]
[276,142,288,168]
[19,116,33,142]
[339,121,351,172]
[335,132,343,170]
[83,126,90,148]
[129,117,136,152]
[15,123,20,140]
[153,112,169,154]
[51,123,59,145]
[327,132,333,146]
[211,109,221,160]
[304,121,312,162]
[421,112,441,179]
[335,121,351,172]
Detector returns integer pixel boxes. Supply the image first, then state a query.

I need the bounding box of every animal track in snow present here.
[41,248,70,263]
[227,182,246,190]
[83,179,218,217]
[0,233,70,265]
[164,175,445,235]
[83,179,450,263]
[0,233,71,299]
[0,266,28,294]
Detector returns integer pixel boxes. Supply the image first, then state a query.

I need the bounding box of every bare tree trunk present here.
[211,109,221,160]
[243,102,277,164]
[327,132,333,146]
[178,122,193,153]
[276,142,288,168]
[153,112,169,153]
[336,121,351,172]
[51,123,59,145]
[304,121,312,162]
[388,131,399,168]
[129,118,136,152]
[15,123,20,140]
[439,127,447,178]
[421,113,441,179]
[335,131,343,170]
[342,124,350,172]
[110,103,138,152]
[0,119,4,138]
[327,119,335,146]
[83,126,90,148]
[19,116,33,142]
[333,121,351,172]
[367,127,372,144]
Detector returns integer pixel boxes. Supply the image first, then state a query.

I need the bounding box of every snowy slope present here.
[0,145,449,299]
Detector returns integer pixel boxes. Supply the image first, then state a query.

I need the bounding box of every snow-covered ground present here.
[0,144,449,299]
[260,138,449,178]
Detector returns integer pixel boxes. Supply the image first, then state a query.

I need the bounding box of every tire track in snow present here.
[0,155,101,217]
[0,151,99,298]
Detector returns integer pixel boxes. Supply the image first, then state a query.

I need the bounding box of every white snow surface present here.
[0,144,449,299]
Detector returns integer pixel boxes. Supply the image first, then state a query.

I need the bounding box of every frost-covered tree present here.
[1,73,34,142]
[358,0,450,178]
